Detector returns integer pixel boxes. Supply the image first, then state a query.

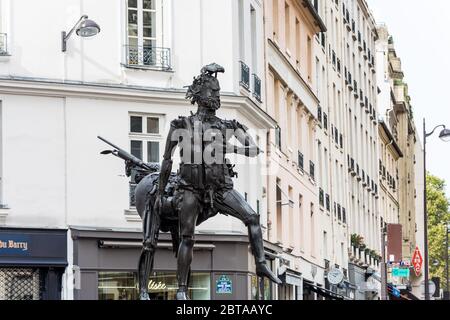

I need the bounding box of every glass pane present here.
[128,9,138,24]
[131,140,143,160]
[143,26,156,38]
[143,11,155,27]
[130,116,142,133]
[128,0,137,8]
[128,24,138,37]
[143,39,156,47]
[143,0,155,10]
[147,272,210,300]
[147,141,159,163]
[147,117,159,134]
[98,272,138,300]
[128,37,138,46]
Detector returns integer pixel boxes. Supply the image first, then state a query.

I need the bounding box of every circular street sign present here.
[327,268,344,285]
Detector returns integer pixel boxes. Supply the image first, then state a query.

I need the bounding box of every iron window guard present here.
[124,45,171,70]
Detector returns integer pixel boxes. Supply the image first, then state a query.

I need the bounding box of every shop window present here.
[98,271,211,300]
[250,275,272,300]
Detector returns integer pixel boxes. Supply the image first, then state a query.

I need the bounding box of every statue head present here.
[186,63,225,111]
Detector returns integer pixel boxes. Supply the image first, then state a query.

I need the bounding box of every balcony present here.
[252,74,262,102]
[0,33,8,55]
[124,45,171,70]
[239,61,250,90]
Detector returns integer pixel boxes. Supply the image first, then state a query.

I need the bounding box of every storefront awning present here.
[279,269,302,287]
[303,281,347,300]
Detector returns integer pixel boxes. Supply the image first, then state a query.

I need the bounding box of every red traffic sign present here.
[412,246,423,277]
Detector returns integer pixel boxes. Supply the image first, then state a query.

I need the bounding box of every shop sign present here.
[0,235,30,255]
[216,275,232,294]
[148,279,167,291]
[412,246,423,277]
[392,268,410,278]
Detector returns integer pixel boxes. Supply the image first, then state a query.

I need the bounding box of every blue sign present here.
[388,284,401,298]
[392,268,410,278]
[0,234,31,256]
[216,275,232,294]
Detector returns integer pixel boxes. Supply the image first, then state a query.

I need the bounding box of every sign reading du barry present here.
[0,234,30,255]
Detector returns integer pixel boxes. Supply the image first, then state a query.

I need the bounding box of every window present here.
[129,114,162,163]
[98,272,211,300]
[275,126,282,149]
[285,3,290,51]
[129,114,163,207]
[126,0,170,69]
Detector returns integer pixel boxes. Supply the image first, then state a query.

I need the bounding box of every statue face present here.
[197,76,221,110]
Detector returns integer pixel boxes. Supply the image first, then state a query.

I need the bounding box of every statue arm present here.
[231,121,263,158]
[158,121,181,195]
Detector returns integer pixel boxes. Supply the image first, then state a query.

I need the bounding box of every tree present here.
[427,173,450,292]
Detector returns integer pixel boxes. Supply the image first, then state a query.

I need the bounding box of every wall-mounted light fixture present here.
[61,15,100,52]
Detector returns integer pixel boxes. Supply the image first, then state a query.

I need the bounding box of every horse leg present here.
[138,199,161,300]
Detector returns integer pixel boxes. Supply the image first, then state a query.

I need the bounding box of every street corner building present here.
[0,0,425,300]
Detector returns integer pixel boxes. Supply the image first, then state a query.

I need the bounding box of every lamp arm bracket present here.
[64,15,89,41]
[425,124,446,138]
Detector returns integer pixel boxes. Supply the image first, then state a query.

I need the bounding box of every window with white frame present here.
[128,113,163,207]
[129,114,163,163]
[0,1,9,55]
[126,0,170,69]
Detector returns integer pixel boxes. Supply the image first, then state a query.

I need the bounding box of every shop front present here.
[71,228,278,300]
[0,228,68,300]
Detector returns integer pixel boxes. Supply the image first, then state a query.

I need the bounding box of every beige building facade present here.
[376,23,424,299]
[263,0,329,300]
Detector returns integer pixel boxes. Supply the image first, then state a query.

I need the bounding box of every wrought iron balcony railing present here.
[0,33,8,55]
[239,61,250,90]
[124,45,171,70]
[252,73,262,102]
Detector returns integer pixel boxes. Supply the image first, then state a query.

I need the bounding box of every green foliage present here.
[427,173,450,291]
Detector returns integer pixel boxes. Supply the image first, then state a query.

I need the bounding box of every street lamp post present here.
[423,119,450,300]
[446,223,449,300]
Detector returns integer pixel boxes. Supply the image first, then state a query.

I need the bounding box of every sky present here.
[367,0,450,198]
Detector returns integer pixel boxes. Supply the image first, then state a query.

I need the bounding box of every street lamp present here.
[61,15,101,52]
[423,120,450,300]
